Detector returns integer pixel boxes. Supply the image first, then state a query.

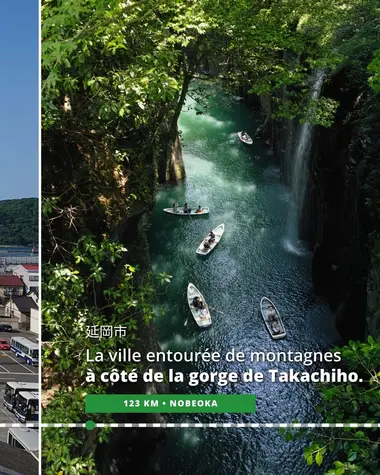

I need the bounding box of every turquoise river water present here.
[147,89,340,475]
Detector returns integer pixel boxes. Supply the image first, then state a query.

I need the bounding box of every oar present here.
[185,305,220,326]
[187,207,194,222]
[210,306,224,315]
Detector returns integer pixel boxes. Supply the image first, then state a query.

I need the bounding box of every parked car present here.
[0,324,13,332]
[0,339,9,350]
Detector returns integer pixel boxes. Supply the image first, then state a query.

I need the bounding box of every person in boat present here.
[268,306,281,332]
[271,320,281,333]
[208,230,216,242]
[268,306,278,323]
[203,239,210,249]
[193,296,204,309]
[173,202,178,211]
[183,203,191,213]
[241,130,248,139]
[195,205,203,214]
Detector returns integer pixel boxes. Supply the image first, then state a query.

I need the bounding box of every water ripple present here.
[148,88,339,475]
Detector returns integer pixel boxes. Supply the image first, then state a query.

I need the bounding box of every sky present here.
[0,1,38,200]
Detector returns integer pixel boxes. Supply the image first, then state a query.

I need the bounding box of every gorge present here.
[41,1,380,474]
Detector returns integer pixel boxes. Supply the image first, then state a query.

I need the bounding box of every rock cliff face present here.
[96,211,170,474]
[162,135,186,183]
[307,70,369,341]
[95,127,186,473]
[259,68,380,340]
[305,68,380,340]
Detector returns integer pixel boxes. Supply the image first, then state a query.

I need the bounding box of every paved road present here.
[0,329,38,343]
[0,330,38,384]
[0,330,39,442]
[0,331,39,444]
[0,349,38,384]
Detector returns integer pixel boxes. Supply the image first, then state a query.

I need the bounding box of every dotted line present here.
[36,422,380,430]
[1,422,378,429]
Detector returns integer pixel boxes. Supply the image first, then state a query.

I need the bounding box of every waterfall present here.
[286,70,324,252]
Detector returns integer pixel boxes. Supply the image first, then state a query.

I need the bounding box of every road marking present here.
[0,365,9,373]
[0,407,17,423]
[3,353,35,373]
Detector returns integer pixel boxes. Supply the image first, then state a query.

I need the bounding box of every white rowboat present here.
[238,131,253,145]
[196,224,225,255]
[260,297,286,340]
[187,283,212,328]
[163,207,209,216]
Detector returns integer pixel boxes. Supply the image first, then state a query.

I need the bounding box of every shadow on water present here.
[147,85,340,474]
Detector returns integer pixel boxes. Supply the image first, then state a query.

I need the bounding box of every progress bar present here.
[4,422,379,429]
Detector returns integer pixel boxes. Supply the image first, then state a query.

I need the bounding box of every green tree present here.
[42,236,171,473]
[368,49,380,91]
[42,0,215,260]
[42,0,380,473]
[282,338,380,474]
[0,198,37,246]
[41,1,209,472]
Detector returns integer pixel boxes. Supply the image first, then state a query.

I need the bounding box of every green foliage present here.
[335,0,380,88]
[42,1,380,473]
[199,0,379,126]
[42,237,171,473]
[0,198,38,246]
[282,337,380,474]
[274,95,339,127]
[368,49,380,92]
[42,389,111,474]
[41,1,202,472]
[203,0,357,125]
[41,0,214,259]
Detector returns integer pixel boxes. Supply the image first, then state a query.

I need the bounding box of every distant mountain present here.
[0,198,38,246]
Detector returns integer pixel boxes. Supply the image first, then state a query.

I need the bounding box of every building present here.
[12,264,39,293]
[30,307,39,335]
[0,275,24,299]
[4,296,38,330]
[27,289,39,306]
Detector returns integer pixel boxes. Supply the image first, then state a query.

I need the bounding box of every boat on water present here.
[260,297,286,339]
[196,224,225,255]
[187,283,212,328]
[237,131,253,145]
[163,206,209,216]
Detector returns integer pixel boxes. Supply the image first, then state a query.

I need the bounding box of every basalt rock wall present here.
[307,69,370,341]
[95,211,170,474]
[257,68,380,340]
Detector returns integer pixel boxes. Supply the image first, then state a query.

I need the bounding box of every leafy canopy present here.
[282,337,380,474]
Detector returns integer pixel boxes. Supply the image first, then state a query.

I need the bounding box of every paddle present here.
[186,205,197,221]
[184,305,222,326]
[210,306,224,315]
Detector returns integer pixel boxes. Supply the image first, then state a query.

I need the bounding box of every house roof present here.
[22,265,38,271]
[8,296,38,312]
[27,289,39,299]
[0,440,38,475]
[0,276,24,287]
